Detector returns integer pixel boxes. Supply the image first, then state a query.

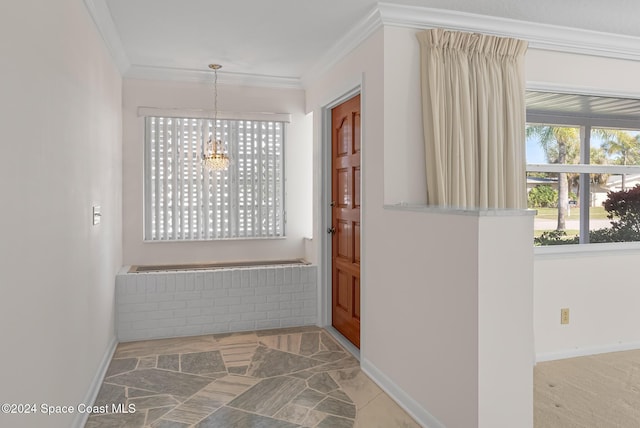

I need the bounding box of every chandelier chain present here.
[213,65,218,141]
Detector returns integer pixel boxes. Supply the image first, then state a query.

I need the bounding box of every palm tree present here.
[601,130,640,190]
[590,146,610,199]
[526,125,580,230]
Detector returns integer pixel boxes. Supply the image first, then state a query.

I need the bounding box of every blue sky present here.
[525,130,614,164]
[525,137,547,163]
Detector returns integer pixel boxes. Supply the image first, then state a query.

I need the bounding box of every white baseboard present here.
[73,336,118,428]
[536,341,640,363]
[360,358,445,428]
[323,325,361,361]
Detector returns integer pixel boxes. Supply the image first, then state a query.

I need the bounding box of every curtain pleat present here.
[417,28,528,209]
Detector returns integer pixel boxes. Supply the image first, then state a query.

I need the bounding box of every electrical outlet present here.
[561,308,570,325]
[93,205,102,226]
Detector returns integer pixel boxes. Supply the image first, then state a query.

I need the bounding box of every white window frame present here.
[527,112,640,246]
[143,115,286,242]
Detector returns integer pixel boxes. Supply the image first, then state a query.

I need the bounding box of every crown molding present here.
[376,2,640,62]
[125,65,302,89]
[85,0,640,89]
[300,6,383,87]
[303,2,640,88]
[137,107,292,122]
[83,0,130,74]
[84,0,300,88]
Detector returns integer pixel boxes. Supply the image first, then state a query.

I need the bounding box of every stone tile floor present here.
[85,326,420,427]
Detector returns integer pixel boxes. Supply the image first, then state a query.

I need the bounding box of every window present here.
[144,116,285,241]
[526,92,640,245]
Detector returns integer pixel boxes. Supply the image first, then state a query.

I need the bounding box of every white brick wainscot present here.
[115,263,318,341]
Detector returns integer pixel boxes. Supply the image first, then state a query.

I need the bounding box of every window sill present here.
[534,241,640,258]
[143,236,286,243]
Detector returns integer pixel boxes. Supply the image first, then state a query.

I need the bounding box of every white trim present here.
[82,0,302,88]
[301,9,382,87]
[536,341,640,363]
[126,64,302,89]
[72,336,118,428]
[83,0,130,74]
[137,107,291,123]
[308,3,640,89]
[361,358,446,428]
[86,1,640,88]
[142,236,287,244]
[534,241,640,257]
[527,164,640,174]
[324,325,361,360]
[302,2,640,90]
[321,104,332,328]
[377,3,640,62]
[358,78,368,356]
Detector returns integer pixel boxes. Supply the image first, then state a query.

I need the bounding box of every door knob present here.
[327,227,336,235]
[330,201,336,207]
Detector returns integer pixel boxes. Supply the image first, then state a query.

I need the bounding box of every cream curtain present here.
[416,29,528,209]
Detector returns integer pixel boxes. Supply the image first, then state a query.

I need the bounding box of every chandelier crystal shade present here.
[202,64,230,171]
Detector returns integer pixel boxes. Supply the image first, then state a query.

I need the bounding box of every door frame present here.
[320,86,362,357]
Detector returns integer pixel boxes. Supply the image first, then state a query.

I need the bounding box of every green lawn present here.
[533,229,579,238]
[533,206,608,240]
[534,206,608,220]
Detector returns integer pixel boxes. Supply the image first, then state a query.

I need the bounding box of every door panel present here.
[337,169,350,207]
[353,278,360,320]
[331,94,361,348]
[353,222,361,264]
[353,112,361,154]
[337,118,350,156]
[337,271,351,312]
[337,221,350,259]
[353,167,361,208]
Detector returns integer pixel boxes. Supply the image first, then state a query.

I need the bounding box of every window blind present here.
[144,116,285,241]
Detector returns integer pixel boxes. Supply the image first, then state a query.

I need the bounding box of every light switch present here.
[93,205,102,226]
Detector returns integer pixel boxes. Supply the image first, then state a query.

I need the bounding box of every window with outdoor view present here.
[526,92,640,246]
[144,116,285,241]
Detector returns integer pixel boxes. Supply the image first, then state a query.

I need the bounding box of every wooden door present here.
[331,94,361,348]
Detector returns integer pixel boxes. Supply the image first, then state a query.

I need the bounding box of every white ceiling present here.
[96,0,640,86]
[526,92,640,122]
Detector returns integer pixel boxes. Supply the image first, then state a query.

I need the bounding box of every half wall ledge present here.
[385,203,537,217]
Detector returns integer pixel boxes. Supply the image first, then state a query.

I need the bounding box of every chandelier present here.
[202,64,230,171]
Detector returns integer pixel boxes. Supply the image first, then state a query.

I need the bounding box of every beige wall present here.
[367,208,481,428]
[122,79,312,266]
[383,26,427,205]
[0,1,122,427]
[478,214,534,428]
[526,49,640,95]
[526,47,640,360]
[535,249,640,360]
